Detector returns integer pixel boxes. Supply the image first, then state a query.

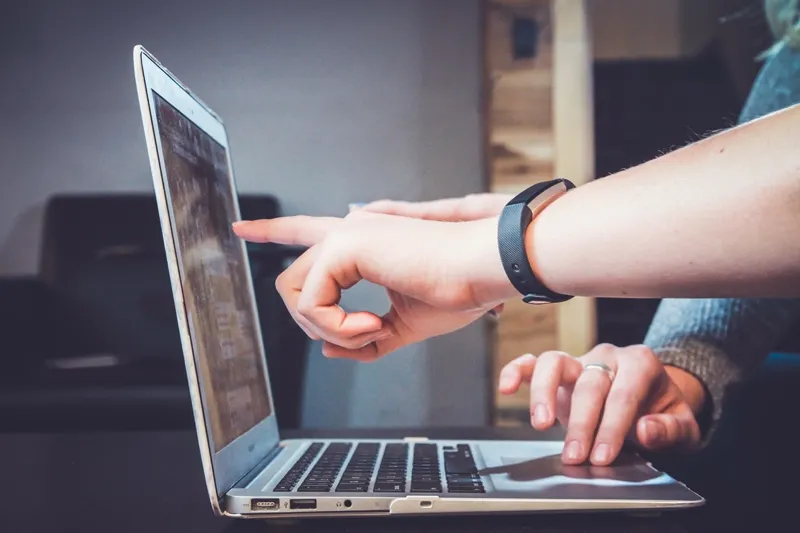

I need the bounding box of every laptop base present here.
[224,438,704,518]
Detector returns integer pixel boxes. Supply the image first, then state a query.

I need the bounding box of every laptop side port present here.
[250,498,280,511]
[289,499,317,510]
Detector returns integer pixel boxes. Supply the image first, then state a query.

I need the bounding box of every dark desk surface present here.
[0,427,694,533]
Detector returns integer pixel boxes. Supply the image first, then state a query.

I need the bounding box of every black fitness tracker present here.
[498,178,575,304]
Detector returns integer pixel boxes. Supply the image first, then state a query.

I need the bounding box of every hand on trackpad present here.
[480,453,660,484]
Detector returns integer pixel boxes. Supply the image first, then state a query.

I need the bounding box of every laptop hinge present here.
[231,444,284,490]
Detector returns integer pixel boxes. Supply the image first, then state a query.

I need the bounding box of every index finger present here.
[232,216,341,246]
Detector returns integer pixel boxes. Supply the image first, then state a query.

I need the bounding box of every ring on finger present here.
[582,362,616,382]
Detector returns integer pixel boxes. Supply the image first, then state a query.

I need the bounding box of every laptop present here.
[132,45,704,519]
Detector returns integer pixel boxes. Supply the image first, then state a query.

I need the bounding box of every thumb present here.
[635,409,700,451]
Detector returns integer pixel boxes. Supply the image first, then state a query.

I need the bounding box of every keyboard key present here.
[373,482,406,493]
[444,444,485,494]
[444,454,477,474]
[410,482,441,493]
[298,442,353,493]
[447,486,485,493]
[411,443,442,493]
[374,443,409,493]
[273,442,324,492]
[335,442,380,493]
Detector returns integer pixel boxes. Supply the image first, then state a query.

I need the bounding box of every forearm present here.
[527,102,800,298]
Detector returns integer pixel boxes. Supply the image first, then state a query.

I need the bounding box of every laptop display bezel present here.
[133,45,280,508]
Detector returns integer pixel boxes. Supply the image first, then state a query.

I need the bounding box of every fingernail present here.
[232,220,250,227]
[563,440,581,462]
[348,203,366,212]
[498,373,514,390]
[592,443,610,464]
[533,404,549,427]
[645,420,663,443]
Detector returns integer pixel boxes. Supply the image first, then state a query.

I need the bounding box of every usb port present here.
[289,499,317,510]
[250,498,280,511]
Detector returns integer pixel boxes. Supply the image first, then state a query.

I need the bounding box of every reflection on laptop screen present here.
[154,92,271,452]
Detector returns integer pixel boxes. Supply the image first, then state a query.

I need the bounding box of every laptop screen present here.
[153,92,272,452]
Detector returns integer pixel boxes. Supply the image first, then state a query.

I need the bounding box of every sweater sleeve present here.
[644,298,800,438]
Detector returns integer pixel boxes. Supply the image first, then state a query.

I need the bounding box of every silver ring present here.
[583,362,615,382]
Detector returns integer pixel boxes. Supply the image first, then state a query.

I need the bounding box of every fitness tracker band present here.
[497,178,575,304]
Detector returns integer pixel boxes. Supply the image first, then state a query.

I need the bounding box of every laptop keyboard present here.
[372,443,408,493]
[335,442,381,493]
[298,442,352,492]
[444,444,485,493]
[273,442,324,492]
[273,442,484,495]
[410,443,441,493]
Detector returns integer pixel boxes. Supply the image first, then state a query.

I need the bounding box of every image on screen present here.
[154,92,271,452]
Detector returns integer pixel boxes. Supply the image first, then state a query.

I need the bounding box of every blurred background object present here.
[0,193,309,431]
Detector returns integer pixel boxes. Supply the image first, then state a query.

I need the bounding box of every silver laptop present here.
[132,45,704,519]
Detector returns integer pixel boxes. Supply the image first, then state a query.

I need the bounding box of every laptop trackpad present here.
[476,441,672,496]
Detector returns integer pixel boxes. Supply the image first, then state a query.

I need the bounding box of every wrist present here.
[521,187,574,297]
[460,216,519,307]
[665,365,707,415]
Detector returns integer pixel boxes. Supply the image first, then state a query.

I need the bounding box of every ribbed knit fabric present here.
[643,43,800,440]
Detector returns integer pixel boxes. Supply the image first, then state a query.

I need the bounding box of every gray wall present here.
[0,0,489,427]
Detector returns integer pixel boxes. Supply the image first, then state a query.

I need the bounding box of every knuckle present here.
[344,210,374,223]
[626,344,657,363]
[274,272,288,294]
[625,345,662,376]
[595,343,616,353]
[537,350,567,365]
[499,362,515,374]
[295,298,314,318]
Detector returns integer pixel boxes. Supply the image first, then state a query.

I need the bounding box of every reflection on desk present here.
[0,428,688,533]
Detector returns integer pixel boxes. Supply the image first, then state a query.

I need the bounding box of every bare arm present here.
[528,102,800,299]
[233,102,800,362]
